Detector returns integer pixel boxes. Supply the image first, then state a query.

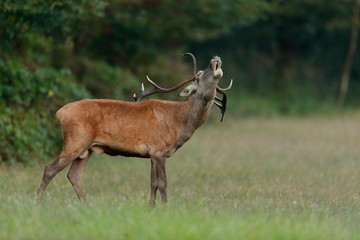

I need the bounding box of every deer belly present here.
[78,145,104,159]
[90,146,105,154]
[88,142,149,158]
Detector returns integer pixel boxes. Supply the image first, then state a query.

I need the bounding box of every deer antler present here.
[133,76,194,102]
[214,79,233,122]
[133,53,197,102]
[183,52,197,75]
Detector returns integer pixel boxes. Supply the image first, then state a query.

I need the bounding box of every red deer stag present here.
[36,53,232,206]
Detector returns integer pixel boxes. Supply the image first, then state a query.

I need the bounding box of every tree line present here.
[0,0,359,163]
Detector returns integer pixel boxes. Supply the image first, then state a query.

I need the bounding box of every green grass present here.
[1,113,360,239]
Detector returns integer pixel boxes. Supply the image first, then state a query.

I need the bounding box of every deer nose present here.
[212,56,221,61]
[211,56,222,71]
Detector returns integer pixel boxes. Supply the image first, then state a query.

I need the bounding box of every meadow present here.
[1,113,360,239]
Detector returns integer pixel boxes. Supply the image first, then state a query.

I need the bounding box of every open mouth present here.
[211,56,222,71]
[212,60,222,71]
[210,56,223,79]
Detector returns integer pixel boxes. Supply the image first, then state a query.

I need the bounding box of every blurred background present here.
[1,0,360,163]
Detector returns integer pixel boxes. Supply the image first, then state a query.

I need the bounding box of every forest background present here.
[1,0,360,163]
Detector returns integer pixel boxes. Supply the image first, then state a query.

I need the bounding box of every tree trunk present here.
[338,0,360,108]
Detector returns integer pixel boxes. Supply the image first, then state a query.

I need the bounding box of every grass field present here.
[1,113,360,239]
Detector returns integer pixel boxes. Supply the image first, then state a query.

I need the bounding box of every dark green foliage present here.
[76,58,138,99]
[0,59,90,163]
[190,0,360,114]
[0,0,359,163]
[0,0,273,163]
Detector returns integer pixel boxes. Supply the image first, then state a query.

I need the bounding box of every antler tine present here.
[214,79,233,122]
[214,100,223,110]
[183,52,197,75]
[217,79,233,91]
[133,75,195,102]
[215,96,223,102]
[214,92,227,122]
[133,53,198,102]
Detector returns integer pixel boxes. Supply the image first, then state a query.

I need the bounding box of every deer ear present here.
[179,83,197,97]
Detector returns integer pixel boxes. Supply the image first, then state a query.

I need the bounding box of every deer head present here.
[133,53,232,121]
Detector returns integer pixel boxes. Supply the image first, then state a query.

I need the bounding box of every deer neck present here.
[186,90,216,130]
[171,89,216,153]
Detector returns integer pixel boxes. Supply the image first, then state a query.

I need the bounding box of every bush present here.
[75,58,139,100]
[0,59,90,163]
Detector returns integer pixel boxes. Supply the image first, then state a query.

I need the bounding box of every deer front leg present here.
[149,156,167,206]
[155,157,167,204]
[149,159,158,207]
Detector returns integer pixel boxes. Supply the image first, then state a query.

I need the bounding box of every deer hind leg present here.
[37,144,90,201]
[36,155,73,201]
[37,157,61,200]
[67,150,92,201]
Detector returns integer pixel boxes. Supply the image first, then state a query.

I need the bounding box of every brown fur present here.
[56,98,191,159]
